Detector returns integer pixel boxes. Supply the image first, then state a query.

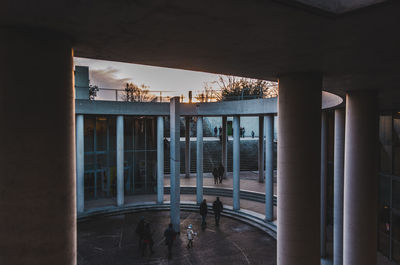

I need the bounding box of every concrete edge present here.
[77,201,277,239]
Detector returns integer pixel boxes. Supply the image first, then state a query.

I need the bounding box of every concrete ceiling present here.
[1,0,399,110]
[292,0,388,14]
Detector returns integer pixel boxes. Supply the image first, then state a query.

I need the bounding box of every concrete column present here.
[170,97,181,232]
[185,117,191,178]
[157,116,164,204]
[233,115,240,211]
[222,116,228,178]
[116,115,124,206]
[0,28,75,265]
[258,116,265,183]
[333,108,345,265]
[343,91,378,265]
[196,116,204,204]
[277,73,322,265]
[265,115,274,222]
[321,112,328,258]
[76,115,85,213]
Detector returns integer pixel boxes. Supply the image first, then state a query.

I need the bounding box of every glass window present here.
[393,180,400,210]
[84,117,95,152]
[96,117,107,151]
[392,213,400,262]
[378,177,391,256]
[380,115,392,174]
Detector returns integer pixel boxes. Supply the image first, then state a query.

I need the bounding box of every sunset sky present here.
[74,57,223,100]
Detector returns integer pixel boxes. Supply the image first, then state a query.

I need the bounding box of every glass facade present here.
[84,117,116,201]
[379,112,400,264]
[124,117,157,195]
[83,116,158,205]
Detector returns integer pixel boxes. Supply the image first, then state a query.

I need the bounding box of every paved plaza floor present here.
[82,171,396,265]
[78,211,277,265]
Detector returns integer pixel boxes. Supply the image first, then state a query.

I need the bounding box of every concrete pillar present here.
[343,91,378,265]
[0,28,75,265]
[233,115,240,211]
[265,115,274,222]
[333,108,345,265]
[222,116,228,178]
[196,116,204,204]
[157,116,164,204]
[258,116,265,183]
[321,112,328,258]
[185,117,191,178]
[76,115,85,213]
[277,73,322,265]
[116,115,124,206]
[170,97,181,232]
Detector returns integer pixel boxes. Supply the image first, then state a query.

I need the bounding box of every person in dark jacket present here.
[200,199,208,228]
[213,197,223,226]
[142,222,154,256]
[164,223,176,259]
[135,216,146,251]
[212,167,219,184]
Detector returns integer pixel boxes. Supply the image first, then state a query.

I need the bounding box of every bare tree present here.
[122,83,156,102]
[216,75,278,101]
[194,82,220,102]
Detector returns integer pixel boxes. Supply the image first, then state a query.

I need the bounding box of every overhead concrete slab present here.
[293,0,388,14]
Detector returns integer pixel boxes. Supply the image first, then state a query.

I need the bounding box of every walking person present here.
[214,126,218,136]
[218,163,225,184]
[213,197,223,227]
[142,222,154,256]
[164,223,176,259]
[200,199,208,228]
[212,167,219,184]
[135,216,146,252]
[186,224,197,249]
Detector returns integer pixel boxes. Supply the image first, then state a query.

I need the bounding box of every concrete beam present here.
[277,73,322,265]
[157,116,164,204]
[116,115,124,206]
[76,114,85,213]
[265,115,274,222]
[258,116,265,183]
[343,91,378,265]
[185,117,191,178]
[222,116,228,178]
[0,28,76,265]
[233,115,240,211]
[170,97,181,232]
[196,116,204,204]
[333,108,345,265]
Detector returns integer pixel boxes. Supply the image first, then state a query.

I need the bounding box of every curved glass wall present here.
[124,117,157,195]
[84,116,116,201]
[378,112,400,263]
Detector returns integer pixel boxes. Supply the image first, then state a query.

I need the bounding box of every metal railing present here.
[77,86,278,103]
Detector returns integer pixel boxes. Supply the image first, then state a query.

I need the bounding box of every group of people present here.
[212,164,225,184]
[137,196,224,260]
[200,197,224,228]
[213,126,222,137]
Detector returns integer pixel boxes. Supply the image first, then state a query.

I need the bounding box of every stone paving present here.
[82,171,395,265]
[165,171,277,195]
[78,211,277,265]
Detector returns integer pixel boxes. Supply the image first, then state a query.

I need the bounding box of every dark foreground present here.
[78,211,277,265]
